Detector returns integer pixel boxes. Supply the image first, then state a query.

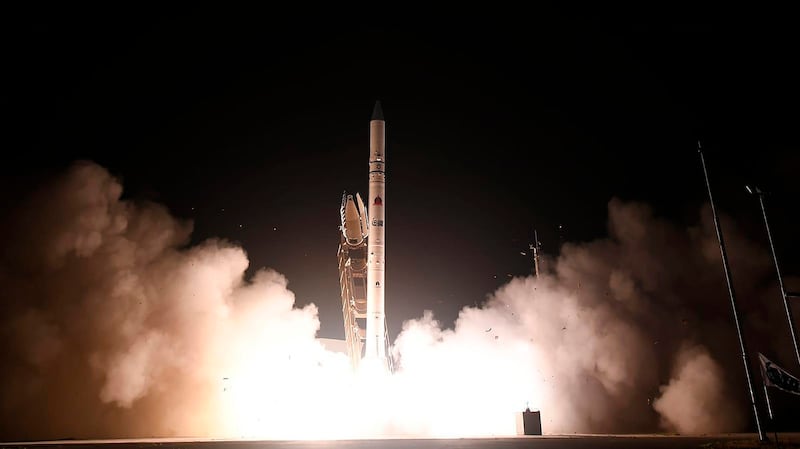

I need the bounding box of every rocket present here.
[365,101,387,362]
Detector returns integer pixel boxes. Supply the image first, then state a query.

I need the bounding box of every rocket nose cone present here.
[372,101,384,121]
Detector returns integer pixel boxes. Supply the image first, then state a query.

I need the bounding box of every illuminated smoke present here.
[389,199,766,434]
[653,344,743,433]
[0,163,789,440]
[0,162,338,439]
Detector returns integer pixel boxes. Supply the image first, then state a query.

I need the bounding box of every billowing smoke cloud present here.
[0,162,791,440]
[385,194,798,435]
[0,162,338,439]
[653,344,738,434]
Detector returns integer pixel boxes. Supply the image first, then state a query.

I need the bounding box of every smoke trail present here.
[0,162,791,440]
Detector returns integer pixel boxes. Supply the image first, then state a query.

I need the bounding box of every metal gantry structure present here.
[338,233,368,370]
[337,193,393,373]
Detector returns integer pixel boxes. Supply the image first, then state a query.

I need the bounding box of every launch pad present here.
[2,434,790,449]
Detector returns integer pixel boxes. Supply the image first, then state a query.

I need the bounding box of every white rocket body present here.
[365,104,386,361]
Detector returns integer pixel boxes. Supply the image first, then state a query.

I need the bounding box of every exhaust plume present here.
[0,162,791,440]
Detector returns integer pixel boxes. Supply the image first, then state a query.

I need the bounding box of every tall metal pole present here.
[533,229,540,278]
[762,383,780,446]
[698,142,765,441]
[762,383,773,421]
[756,190,800,366]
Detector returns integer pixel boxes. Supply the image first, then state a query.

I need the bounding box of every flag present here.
[759,352,800,396]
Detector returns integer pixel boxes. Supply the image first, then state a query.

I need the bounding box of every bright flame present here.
[220,341,358,439]
[213,309,543,440]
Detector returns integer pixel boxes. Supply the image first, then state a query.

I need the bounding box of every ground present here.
[3,435,800,449]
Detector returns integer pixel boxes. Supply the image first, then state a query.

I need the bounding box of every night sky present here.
[6,6,799,340]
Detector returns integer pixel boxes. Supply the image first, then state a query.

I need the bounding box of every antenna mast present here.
[530,229,542,277]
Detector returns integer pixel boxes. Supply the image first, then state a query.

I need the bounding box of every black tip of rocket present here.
[372,101,384,121]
